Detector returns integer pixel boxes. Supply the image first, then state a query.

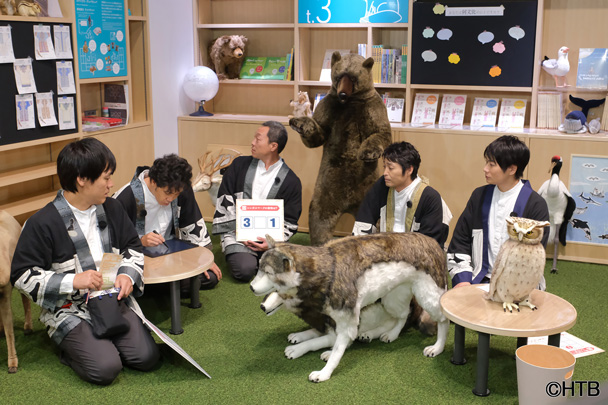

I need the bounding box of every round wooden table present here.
[144,246,214,334]
[440,285,577,397]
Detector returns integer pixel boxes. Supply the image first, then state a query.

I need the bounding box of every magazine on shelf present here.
[470,98,499,128]
[313,93,327,113]
[411,93,439,126]
[104,83,128,125]
[385,98,404,123]
[576,48,608,89]
[240,56,288,80]
[497,98,527,130]
[438,94,466,128]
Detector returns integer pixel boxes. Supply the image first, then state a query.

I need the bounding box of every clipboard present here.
[143,239,198,258]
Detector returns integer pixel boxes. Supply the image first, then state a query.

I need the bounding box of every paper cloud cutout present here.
[437,28,453,41]
[423,27,435,39]
[448,53,460,64]
[489,65,502,77]
[422,50,438,62]
[509,26,525,41]
[433,4,445,15]
[493,41,506,54]
[478,31,494,45]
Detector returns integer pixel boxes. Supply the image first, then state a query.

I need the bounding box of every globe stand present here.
[190,100,213,117]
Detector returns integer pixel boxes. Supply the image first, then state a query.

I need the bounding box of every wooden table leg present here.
[169,281,184,335]
[451,324,467,365]
[548,333,561,347]
[473,332,491,397]
[188,275,202,309]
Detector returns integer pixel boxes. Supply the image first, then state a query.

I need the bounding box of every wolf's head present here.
[250,235,299,296]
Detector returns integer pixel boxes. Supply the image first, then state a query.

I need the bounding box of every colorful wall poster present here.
[75,0,127,79]
[299,0,408,23]
[566,155,608,245]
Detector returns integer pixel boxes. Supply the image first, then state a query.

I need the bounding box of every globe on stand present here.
[183,66,219,116]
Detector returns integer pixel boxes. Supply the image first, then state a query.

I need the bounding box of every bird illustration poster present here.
[35,92,58,127]
[13,58,37,94]
[53,25,73,59]
[0,26,16,64]
[56,61,76,94]
[567,155,608,245]
[58,96,76,130]
[576,48,608,89]
[16,94,36,130]
[34,25,57,60]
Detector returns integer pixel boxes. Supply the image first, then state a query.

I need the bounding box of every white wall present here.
[148,0,195,156]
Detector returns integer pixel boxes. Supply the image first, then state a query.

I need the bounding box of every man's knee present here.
[226,253,258,282]
[200,271,219,290]
[80,353,122,385]
[128,341,160,372]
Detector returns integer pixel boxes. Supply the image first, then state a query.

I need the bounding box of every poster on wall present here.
[298,0,408,23]
[75,0,127,79]
[566,155,608,245]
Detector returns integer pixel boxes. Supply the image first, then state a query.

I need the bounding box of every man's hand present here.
[115,274,133,300]
[73,270,103,291]
[141,231,165,247]
[244,237,269,252]
[454,282,471,288]
[202,262,222,281]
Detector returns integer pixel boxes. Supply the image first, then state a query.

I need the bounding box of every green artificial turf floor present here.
[2,229,607,404]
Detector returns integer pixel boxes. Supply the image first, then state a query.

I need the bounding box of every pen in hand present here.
[153,230,170,249]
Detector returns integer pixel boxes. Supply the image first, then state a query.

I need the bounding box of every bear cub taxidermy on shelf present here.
[208,35,248,80]
[250,232,449,383]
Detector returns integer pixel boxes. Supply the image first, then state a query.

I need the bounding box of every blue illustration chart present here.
[75,0,127,79]
[298,0,408,24]
[566,155,608,245]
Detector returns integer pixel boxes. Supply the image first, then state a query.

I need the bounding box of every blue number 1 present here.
[270,218,276,228]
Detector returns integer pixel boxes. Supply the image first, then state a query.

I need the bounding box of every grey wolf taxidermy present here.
[250,232,449,382]
[208,35,248,80]
[0,210,33,373]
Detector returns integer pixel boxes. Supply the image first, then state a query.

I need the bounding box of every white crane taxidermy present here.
[541,46,570,87]
[538,156,576,274]
[192,148,241,206]
[484,217,550,313]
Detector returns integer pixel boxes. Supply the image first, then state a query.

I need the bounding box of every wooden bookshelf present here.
[183,0,608,264]
[0,0,154,220]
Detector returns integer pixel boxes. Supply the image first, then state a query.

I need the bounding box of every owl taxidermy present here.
[484,217,550,313]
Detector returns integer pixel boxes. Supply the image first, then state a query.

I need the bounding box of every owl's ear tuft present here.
[534,221,551,229]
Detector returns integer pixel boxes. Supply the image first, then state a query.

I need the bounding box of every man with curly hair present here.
[114,154,222,293]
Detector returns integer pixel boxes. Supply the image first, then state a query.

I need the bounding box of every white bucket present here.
[516,344,576,404]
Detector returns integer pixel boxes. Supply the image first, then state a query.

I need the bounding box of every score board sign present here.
[236,199,284,242]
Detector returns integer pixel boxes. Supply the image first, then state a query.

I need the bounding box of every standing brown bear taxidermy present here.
[289,52,391,245]
[208,35,248,80]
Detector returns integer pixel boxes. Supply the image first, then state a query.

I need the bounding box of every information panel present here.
[75,0,127,79]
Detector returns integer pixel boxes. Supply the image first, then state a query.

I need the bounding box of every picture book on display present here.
[240,56,289,80]
[438,94,466,128]
[385,98,404,123]
[470,98,499,128]
[497,98,527,130]
[577,48,608,89]
[411,93,439,126]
